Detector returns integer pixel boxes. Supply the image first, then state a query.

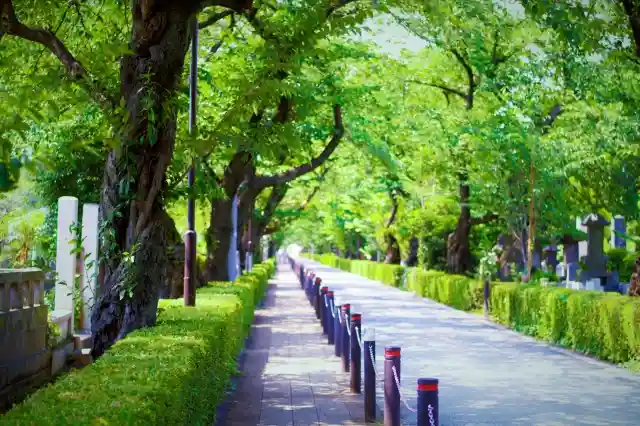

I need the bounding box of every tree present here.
[2,0,253,356]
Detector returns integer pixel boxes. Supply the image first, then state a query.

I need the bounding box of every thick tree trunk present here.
[91,5,195,357]
[447,183,473,274]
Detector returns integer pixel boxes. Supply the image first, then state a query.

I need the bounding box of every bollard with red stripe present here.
[320,286,329,334]
[417,378,439,426]
[350,313,362,394]
[384,346,401,426]
[334,303,342,357]
[341,304,351,373]
[327,291,335,344]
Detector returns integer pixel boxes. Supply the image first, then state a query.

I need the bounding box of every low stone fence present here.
[0,268,50,409]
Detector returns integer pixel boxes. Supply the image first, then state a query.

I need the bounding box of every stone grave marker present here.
[610,215,626,249]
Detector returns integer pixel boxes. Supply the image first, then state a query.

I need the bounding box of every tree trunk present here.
[384,233,401,264]
[205,151,252,281]
[447,183,473,274]
[406,236,419,267]
[91,4,195,357]
[206,197,233,281]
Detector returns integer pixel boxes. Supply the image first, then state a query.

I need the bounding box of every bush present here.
[309,253,406,287]
[311,254,640,366]
[606,248,638,282]
[2,260,276,425]
[489,281,640,364]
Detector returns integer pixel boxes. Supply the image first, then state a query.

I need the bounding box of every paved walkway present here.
[221,264,370,426]
[297,258,640,426]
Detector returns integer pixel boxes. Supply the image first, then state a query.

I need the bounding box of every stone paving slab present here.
[298,258,640,426]
[222,264,372,426]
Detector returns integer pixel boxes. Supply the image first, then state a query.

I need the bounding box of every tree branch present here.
[406,79,467,101]
[1,0,116,110]
[199,9,234,29]
[386,194,399,228]
[449,48,475,110]
[621,0,640,57]
[199,0,254,13]
[253,104,344,189]
[299,167,330,211]
[541,103,562,135]
[326,0,357,18]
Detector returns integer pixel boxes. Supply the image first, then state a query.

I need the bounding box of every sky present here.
[356,14,427,57]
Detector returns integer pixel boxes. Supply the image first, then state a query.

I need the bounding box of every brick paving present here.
[297,258,640,426]
[221,264,372,426]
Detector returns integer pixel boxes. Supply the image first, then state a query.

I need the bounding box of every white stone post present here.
[576,216,588,260]
[228,193,238,281]
[81,204,99,332]
[54,196,78,337]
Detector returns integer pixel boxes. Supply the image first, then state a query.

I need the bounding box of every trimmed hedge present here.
[2,260,276,425]
[311,254,406,288]
[309,254,640,366]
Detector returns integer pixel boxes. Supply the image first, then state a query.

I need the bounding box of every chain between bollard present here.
[355,327,364,350]
[367,342,384,383]
[428,404,436,426]
[324,294,328,308]
[346,316,351,336]
[391,365,417,413]
[330,301,336,318]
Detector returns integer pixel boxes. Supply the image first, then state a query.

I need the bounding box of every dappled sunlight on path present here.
[220,264,370,426]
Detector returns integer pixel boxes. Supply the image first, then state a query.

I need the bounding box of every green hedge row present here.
[2,260,276,426]
[310,254,640,366]
[311,253,406,287]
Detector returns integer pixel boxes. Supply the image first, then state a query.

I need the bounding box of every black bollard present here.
[320,286,329,334]
[350,313,362,394]
[327,291,335,344]
[417,378,439,426]
[341,303,351,373]
[384,346,401,426]
[299,265,304,286]
[314,278,322,319]
[306,272,314,303]
[334,304,343,357]
[483,279,491,319]
[364,332,376,423]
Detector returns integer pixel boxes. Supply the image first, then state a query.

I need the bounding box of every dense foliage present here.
[3,0,640,352]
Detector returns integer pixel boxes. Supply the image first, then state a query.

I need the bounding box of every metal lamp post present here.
[184,17,198,307]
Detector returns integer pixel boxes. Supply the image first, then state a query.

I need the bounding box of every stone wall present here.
[0,268,50,410]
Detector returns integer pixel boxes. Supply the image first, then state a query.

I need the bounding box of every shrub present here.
[606,248,638,282]
[2,260,276,425]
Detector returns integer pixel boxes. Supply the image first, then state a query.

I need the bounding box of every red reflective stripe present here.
[418,384,438,392]
[351,314,361,320]
[342,304,351,309]
[321,286,328,292]
[385,350,400,357]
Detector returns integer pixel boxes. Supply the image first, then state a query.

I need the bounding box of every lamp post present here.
[184,17,198,307]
